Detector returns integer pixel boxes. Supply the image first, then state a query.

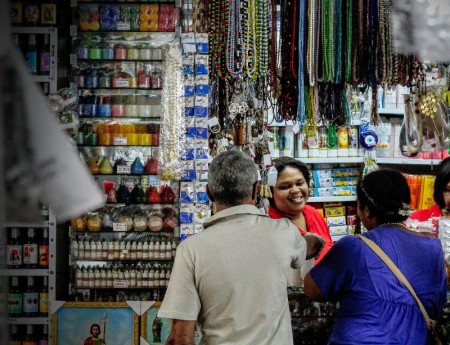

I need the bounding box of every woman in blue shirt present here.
[304,169,447,344]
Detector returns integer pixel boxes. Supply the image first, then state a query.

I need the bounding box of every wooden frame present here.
[52,302,139,345]
[140,302,172,344]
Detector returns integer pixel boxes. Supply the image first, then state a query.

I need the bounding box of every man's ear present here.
[206,185,215,202]
[251,181,259,201]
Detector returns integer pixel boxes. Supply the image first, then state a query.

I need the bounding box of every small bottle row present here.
[77,122,160,146]
[9,324,48,345]
[8,276,48,318]
[78,94,161,118]
[72,287,165,303]
[13,33,51,76]
[79,3,178,32]
[74,262,172,289]
[5,227,49,269]
[74,69,162,90]
[76,44,162,61]
[86,155,158,175]
[71,236,178,261]
[71,204,178,232]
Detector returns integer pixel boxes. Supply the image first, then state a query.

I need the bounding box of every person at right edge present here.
[408,157,450,221]
[158,150,325,345]
[303,169,447,344]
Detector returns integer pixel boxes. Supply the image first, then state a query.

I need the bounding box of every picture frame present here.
[140,302,172,344]
[52,301,139,345]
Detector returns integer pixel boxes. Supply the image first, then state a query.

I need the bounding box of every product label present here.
[39,292,48,314]
[23,243,39,265]
[23,292,39,313]
[7,293,22,314]
[25,4,39,24]
[10,3,23,24]
[26,51,38,74]
[40,52,50,74]
[41,3,56,25]
[39,245,49,266]
[7,245,22,266]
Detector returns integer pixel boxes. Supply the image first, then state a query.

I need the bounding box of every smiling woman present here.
[268,157,333,264]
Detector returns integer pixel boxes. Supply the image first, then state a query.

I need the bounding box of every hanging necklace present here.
[315,0,324,83]
[297,0,307,126]
[307,0,316,86]
[334,0,343,84]
[226,0,244,76]
[344,0,353,83]
[258,0,270,77]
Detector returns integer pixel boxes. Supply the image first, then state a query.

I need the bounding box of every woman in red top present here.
[409,157,450,221]
[268,157,333,263]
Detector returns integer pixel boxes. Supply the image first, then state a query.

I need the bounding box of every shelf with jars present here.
[68,203,179,302]
[11,26,58,95]
[2,202,55,344]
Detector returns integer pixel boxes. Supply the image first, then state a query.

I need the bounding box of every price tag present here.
[113,136,128,145]
[116,165,131,174]
[114,79,130,88]
[113,280,129,289]
[117,22,131,31]
[113,222,127,231]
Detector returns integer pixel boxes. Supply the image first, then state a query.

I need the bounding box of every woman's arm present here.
[303,272,326,301]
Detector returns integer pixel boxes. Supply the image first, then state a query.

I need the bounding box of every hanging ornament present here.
[159,44,185,181]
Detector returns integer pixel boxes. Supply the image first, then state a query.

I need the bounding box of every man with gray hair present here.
[158,150,324,345]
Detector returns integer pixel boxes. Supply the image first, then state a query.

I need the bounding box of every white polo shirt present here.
[158,205,307,345]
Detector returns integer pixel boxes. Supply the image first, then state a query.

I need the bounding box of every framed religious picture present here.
[52,302,139,345]
[140,302,172,344]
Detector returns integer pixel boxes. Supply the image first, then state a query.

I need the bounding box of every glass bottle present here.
[39,228,49,268]
[22,324,38,345]
[39,276,49,316]
[23,276,38,317]
[7,228,22,268]
[39,34,50,75]
[8,276,22,317]
[23,228,38,268]
[9,324,21,345]
[38,324,49,345]
[25,34,38,74]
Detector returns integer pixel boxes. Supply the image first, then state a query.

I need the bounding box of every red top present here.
[408,203,443,221]
[268,205,333,264]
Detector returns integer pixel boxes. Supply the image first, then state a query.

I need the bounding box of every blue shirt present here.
[310,226,447,345]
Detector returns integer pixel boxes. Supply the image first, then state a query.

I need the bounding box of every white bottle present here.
[142,241,149,260]
[149,239,155,259]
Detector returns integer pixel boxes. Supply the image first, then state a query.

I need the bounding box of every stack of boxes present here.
[310,202,357,242]
[310,164,360,197]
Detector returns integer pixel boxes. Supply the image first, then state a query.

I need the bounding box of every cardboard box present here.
[313,187,333,197]
[333,186,352,196]
[331,234,347,242]
[315,177,334,188]
[326,216,347,227]
[324,206,346,217]
[329,225,348,235]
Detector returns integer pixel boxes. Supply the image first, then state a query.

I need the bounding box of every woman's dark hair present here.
[433,157,450,209]
[357,168,411,224]
[268,157,310,206]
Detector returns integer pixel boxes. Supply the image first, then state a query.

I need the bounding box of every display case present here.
[2,203,56,342]
[67,0,181,303]
[11,26,58,94]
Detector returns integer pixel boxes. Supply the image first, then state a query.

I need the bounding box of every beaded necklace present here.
[334,0,343,84]
[226,0,244,76]
[352,0,364,85]
[297,0,307,126]
[258,0,270,77]
[314,0,324,83]
[307,0,316,86]
[193,0,209,33]
[244,0,258,79]
[322,0,333,82]
[268,0,279,93]
[210,0,228,78]
[344,0,352,83]
[367,0,378,86]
